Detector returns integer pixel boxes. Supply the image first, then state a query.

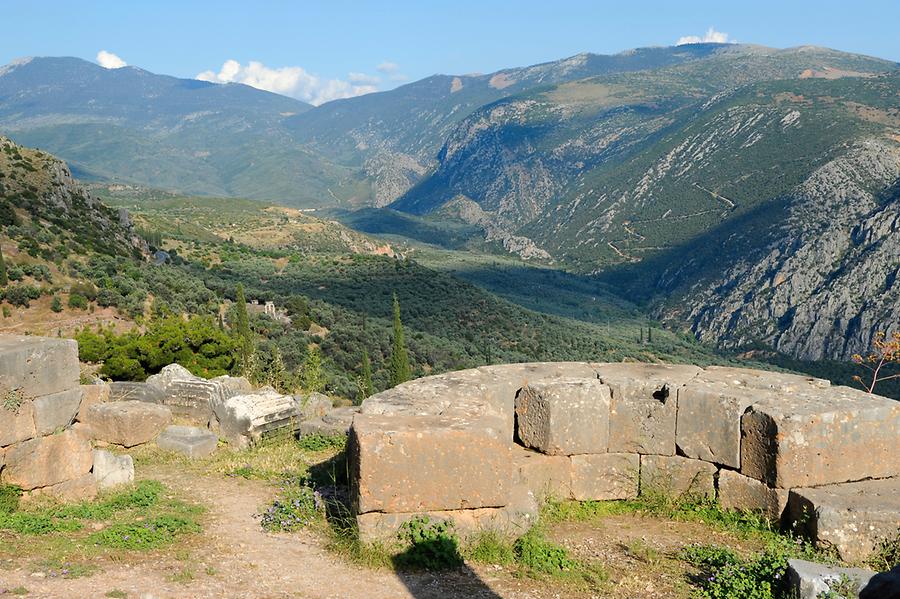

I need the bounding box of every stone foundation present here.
[349,362,900,561]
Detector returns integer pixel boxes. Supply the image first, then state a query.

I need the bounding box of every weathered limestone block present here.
[0,401,36,447]
[356,503,538,543]
[294,392,332,421]
[640,455,716,498]
[92,449,134,489]
[146,364,251,419]
[77,383,110,422]
[32,388,83,436]
[212,389,299,448]
[741,386,900,488]
[108,381,166,404]
[515,378,610,456]
[1,429,93,490]
[299,406,360,437]
[717,469,789,521]
[0,335,79,398]
[788,478,900,562]
[84,401,172,447]
[787,559,875,599]
[350,413,511,514]
[22,473,97,503]
[511,446,573,501]
[677,368,831,468]
[570,453,640,501]
[156,425,218,458]
[596,363,702,455]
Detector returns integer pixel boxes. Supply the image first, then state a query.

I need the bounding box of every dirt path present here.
[0,467,563,599]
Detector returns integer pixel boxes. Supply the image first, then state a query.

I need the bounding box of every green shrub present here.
[67,293,88,309]
[394,516,464,570]
[514,527,577,575]
[50,295,63,312]
[0,484,22,514]
[296,433,346,452]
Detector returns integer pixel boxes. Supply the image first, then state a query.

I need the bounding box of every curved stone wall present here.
[349,362,900,561]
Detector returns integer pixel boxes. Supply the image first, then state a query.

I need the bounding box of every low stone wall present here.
[349,362,900,561]
[0,335,95,500]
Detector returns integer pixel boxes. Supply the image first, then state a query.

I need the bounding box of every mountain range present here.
[1,43,898,364]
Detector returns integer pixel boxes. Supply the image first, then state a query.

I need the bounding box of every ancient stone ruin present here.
[349,362,900,562]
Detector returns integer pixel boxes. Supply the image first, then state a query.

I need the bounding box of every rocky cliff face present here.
[663,140,900,361]
[0,136,146,257]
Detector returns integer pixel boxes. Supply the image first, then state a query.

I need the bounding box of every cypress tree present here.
[301,346,325,393]
[233,284,254,375]
[0,245,7,287]
[359,349,374,400]
[389,293,411,387]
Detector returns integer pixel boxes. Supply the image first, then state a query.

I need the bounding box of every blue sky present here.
[3,1,899,104]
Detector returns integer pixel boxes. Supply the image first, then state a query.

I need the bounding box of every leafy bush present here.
[394,515,464,570]
[67,293,88,309]
[514,526,578,575]
[50,295,63,312]
[0,484,22,514]
[682,543,791,599]
[3,284,41,307]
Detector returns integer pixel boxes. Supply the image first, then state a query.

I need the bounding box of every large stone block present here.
[299,406,360,437]
[788,478,900,562]
[677,368,832,468]
[515,378,610,456]
[211,389,299,448]
[22,473,97,503]
[717,469,789,521]
[1,429,93,490]
[356,503,538,543]
[77,383,110,422]
[570,453,640,501]
[741,386,900,488]
[511,446,573,502]
[156,425,218,458]
[787,559,875,599]
[108,381,166,404]
[92,449,134,489]
[0,335,79,398]
[32,387,83,436]
[640,455,716,499]
[350,413,511,514]
[84,401,172,447]
[145,364,251,419]
[596,363,702,455]
[0,401,35,447]
[294,392,332,421]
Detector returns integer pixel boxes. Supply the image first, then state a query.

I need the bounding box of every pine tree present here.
[301,346,326,393]
[359,349,374,400]
[0,245,7,287]
[389,293,411,387]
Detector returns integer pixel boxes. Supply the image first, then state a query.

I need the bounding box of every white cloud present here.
[97,50,127,69]
[196,59,380,105]
[676,27,734,46]
[376,60,408,82]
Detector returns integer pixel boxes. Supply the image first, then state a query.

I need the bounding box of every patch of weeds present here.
[258,479,324,532]
[624,538,662,566]
[32,558,97,579]
[868,528,900,571]
[296,433,347,452]
[205,565,218,576]
[543,498,641,523]
[324,515,393,570]
[682,537,816,599]
[104,591,128,599]
[513,526,608,587]
[465,530,515,565]
[818,573,859,599]
[87,515,201,550]
[52,480,163,520]
[2,387,28,413]
[0,512,82,535]
[393,516,464,571]
[167,567,194,584]
[0,484,22,514]
[9,587,29,596]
